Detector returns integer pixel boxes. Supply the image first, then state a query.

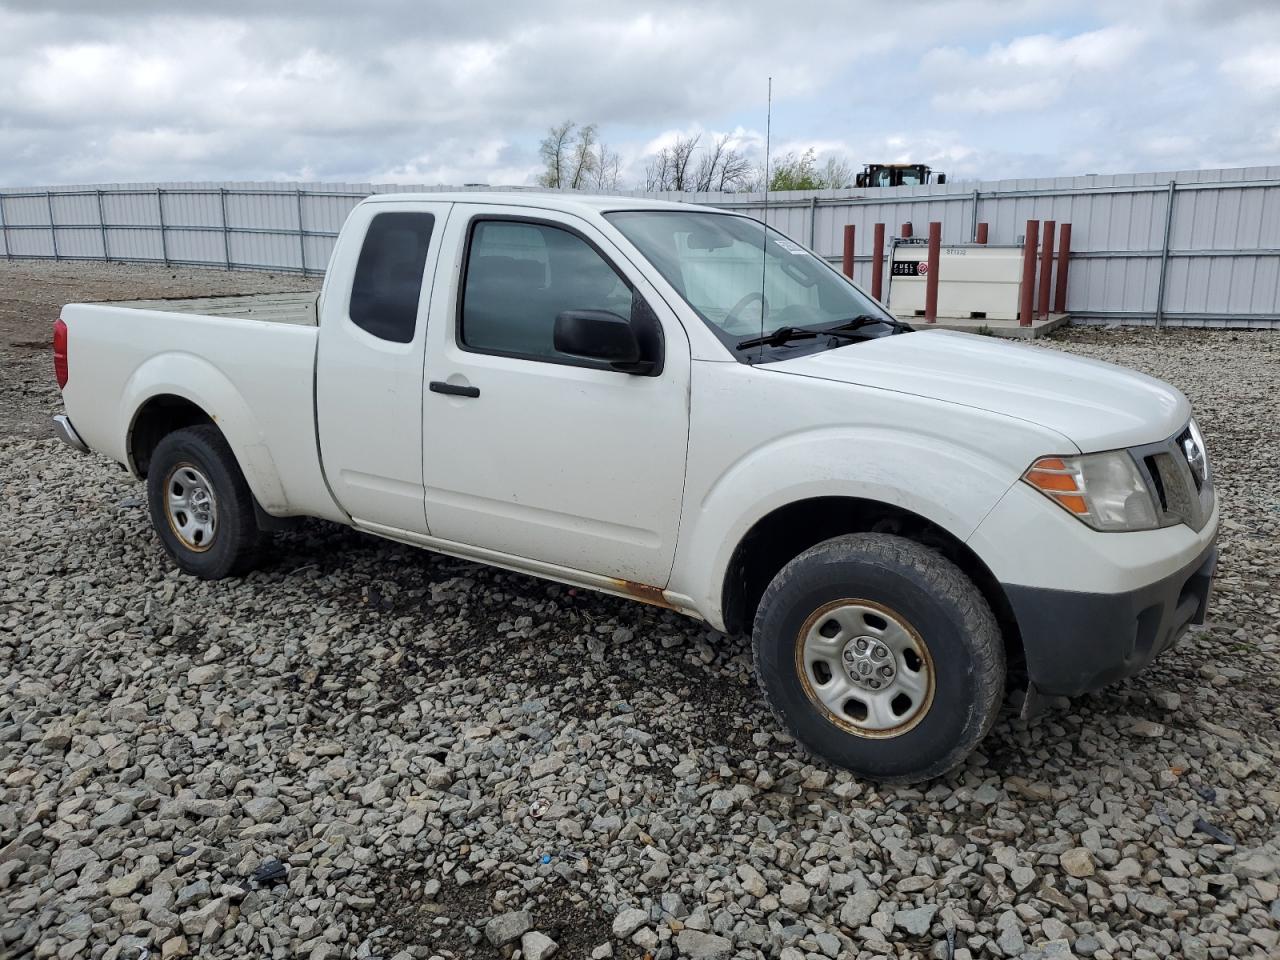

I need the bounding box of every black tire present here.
[752,533,1005,783]
[146,424,266,579]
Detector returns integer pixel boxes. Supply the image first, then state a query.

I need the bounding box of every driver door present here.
[420,207,691,586]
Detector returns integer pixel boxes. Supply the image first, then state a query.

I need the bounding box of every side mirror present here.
[554,310,653,373]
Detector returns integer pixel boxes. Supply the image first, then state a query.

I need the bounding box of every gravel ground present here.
[1,261,1278,960]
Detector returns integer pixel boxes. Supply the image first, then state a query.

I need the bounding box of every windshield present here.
[606,210,903,362]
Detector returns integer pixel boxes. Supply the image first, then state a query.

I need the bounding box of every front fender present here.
[671,426,1027,631]
[121,352,289,512]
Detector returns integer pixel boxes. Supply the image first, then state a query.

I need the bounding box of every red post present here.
[1019,220,1040,327]
[975,222,989,245]
[871,223,885,300]
[924,221,941,323]
[1037,220,1056,319]
[841,224,855,278]
[901,222,913,239]
[1054,223,1072,313]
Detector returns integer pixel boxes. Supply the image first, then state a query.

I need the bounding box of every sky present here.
[1,0,1277,189]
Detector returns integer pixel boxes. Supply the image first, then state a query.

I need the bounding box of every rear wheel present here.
[146,425,266,579]
[752,533,1005,782]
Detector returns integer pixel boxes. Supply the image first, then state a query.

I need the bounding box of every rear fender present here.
[121,352,289,512]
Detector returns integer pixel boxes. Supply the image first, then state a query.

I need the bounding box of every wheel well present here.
[128,395,214,478]
[720,497,1024,672]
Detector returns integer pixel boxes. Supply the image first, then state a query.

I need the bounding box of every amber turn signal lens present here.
[1023,457,1089,515]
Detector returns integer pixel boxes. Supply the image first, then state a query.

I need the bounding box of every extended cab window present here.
[349,212,435,343]
[460,219,634,363]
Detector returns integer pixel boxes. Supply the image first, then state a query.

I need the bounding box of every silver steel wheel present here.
[795,599,935,738]
[164,463,218,552]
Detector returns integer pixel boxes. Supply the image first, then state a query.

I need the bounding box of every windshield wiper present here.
[735,326,864,350]
[832,313,910,333]
[735,314,904,351]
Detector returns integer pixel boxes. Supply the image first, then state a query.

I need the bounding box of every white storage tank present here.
[887,242,1027,322]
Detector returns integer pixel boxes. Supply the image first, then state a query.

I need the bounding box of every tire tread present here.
[146,424,266,579]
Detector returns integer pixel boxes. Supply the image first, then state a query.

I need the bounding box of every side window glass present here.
[349,212,435,343]
[461,220,633,362]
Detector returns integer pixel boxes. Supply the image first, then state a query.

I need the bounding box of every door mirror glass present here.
[554,309,649,371]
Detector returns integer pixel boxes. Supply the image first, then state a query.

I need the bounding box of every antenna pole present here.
[759,76,772,362]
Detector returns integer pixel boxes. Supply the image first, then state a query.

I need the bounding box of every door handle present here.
[429,380,480,398]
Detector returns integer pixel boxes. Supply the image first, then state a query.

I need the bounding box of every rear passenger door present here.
[316,200,451,531]
[420,206,691,586]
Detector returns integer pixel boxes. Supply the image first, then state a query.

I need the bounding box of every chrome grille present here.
[1131,423,1214,532]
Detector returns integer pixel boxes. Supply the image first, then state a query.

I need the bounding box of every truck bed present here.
[59,292,337,521]
[93,291,319,326]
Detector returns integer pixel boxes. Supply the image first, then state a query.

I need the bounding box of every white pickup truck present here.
[52,192,1217,782]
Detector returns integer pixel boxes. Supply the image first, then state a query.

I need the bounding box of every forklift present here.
[855,163,946,188]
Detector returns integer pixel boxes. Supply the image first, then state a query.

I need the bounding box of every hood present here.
[768,330,1190,452]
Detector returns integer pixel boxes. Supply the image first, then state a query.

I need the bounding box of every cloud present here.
[1220,43,1280,96]
[0,0,1279,188]
[923,26,1147,114]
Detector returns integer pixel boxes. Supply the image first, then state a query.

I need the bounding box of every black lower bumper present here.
[1003,541,1217,697]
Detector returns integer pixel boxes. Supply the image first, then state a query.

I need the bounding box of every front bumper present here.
[1004,539,1217,696]
[52,414,90,454]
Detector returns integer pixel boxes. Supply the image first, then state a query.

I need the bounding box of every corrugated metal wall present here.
[3,167,1279,327]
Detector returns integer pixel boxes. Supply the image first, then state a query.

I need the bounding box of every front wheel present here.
[752,533,1005,782]
[146,425,266,579]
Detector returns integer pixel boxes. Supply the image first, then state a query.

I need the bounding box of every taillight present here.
[53,318,69,389]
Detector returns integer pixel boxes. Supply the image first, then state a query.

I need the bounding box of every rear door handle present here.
[429,380,480,398]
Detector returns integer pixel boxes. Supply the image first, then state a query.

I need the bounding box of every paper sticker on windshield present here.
[772,237,809,255]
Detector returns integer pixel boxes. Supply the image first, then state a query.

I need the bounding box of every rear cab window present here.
[348,212,436,343]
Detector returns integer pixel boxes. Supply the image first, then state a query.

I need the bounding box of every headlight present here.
[1023,451,1160,531]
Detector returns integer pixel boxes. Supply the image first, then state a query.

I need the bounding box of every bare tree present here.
[644,150,671,191]
[693,134,753,192]
[592,142,623,190]
[820,155,855,189]
[537,120,577,188]
[669,134,700,191]
[644,134,702,191]
[693,135,728,192]
[567,123,598,190]
[718,152,753,192]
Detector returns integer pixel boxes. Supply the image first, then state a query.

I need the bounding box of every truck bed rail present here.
[90,291,319,326]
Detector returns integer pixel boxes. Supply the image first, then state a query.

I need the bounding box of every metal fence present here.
[3,166,1280,328]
